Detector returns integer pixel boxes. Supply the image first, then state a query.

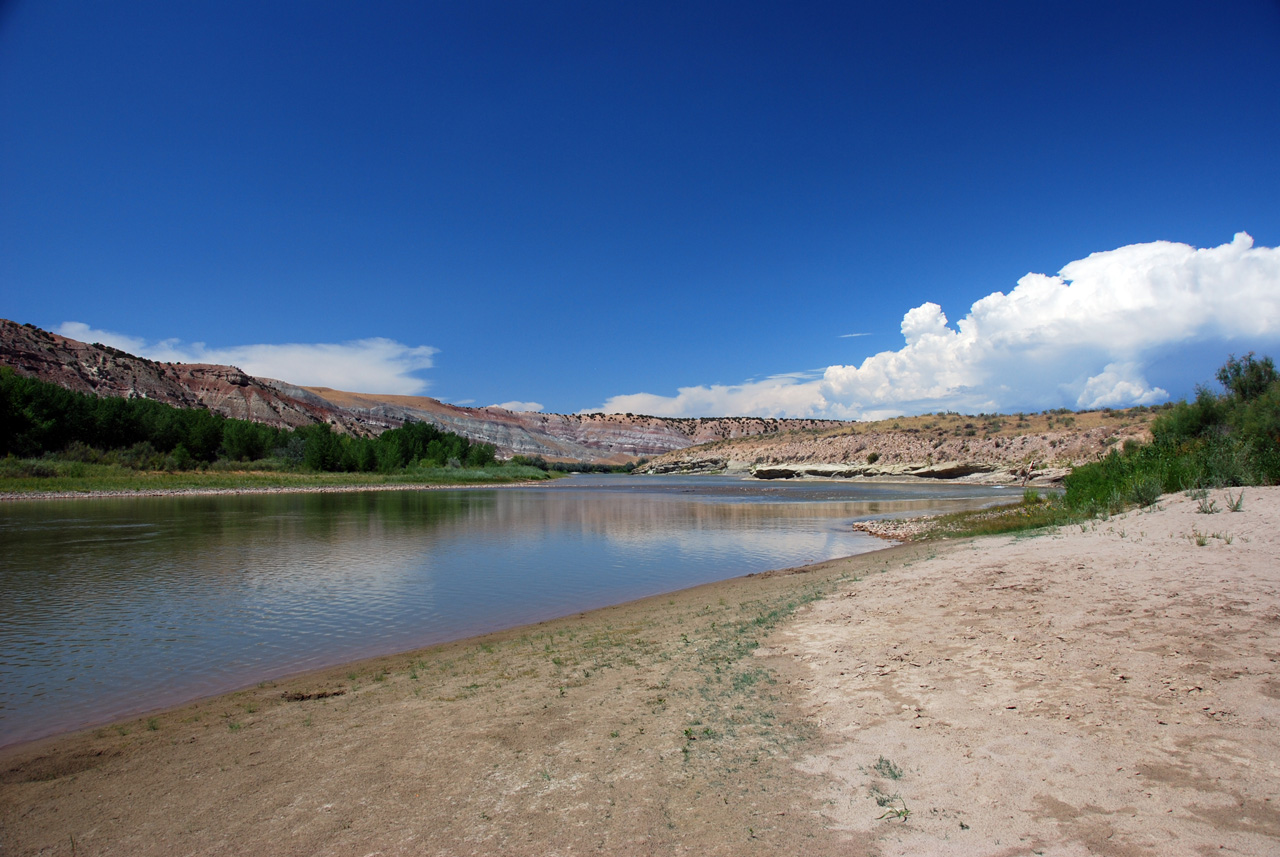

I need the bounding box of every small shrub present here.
[1128,475,1163,508]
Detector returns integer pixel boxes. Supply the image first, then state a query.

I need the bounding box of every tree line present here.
[0,368,498,473]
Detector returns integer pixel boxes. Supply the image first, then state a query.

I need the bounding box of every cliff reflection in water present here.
[0,475,1009,745]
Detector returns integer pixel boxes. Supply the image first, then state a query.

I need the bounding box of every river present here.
[0,474,1012,745]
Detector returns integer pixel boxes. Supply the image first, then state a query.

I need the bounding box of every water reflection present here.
[0,476,1009,745]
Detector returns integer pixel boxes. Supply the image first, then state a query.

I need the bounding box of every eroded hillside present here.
[637,408,1159,484]
[1,319,846,462]
[0,319,358,431]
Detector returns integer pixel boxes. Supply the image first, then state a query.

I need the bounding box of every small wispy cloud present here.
[591,233,1280,418]
[490,401,544,413]
[588,373,829,418]
[54,322,438,395]
[839,332,871,338]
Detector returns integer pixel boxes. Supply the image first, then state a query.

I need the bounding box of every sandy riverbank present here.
[3,489,1278,855]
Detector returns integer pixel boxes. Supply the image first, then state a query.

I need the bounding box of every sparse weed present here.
[872,755,904,780]
[1196,496,1219,514]
[869,784,900,807]
[1226,491,1245,512]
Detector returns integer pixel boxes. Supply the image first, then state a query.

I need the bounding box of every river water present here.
[0,475,1012,745]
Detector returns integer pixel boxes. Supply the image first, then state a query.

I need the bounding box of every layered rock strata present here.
[638,411,1156,485]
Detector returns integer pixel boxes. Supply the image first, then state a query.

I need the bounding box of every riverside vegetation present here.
[0,368,552,493]
[926,353,1280,538]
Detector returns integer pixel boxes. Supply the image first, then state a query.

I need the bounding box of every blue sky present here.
[3,1,1279,418]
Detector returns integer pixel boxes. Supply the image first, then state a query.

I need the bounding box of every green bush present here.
[1128,474,1164,508]
[1065,353,1280,511]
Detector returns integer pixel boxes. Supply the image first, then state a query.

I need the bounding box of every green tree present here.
[221,420,270,461]
[1216,352,1278,403]
[301,424,343,471]
[464,441,496,468]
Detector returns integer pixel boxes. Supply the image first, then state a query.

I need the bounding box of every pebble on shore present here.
[851,515,940,541]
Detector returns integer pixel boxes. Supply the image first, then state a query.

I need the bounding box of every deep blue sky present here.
[3,1,1279,416]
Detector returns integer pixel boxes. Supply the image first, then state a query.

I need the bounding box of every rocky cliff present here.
[1,319,846,461]
[636,409,1159,485]
[0,319,361,431]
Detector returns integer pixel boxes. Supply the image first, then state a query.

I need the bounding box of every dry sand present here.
[777,487,1280,856]
[3,488,1278,856]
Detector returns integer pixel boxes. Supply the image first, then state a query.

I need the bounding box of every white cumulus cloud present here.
[591,233,1280,418]
[54,323,438,395]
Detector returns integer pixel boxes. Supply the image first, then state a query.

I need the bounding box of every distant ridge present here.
[0,319,846,462]
[0,319,353,431]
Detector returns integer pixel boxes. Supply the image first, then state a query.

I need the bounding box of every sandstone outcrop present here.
[637,409,1157,485]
